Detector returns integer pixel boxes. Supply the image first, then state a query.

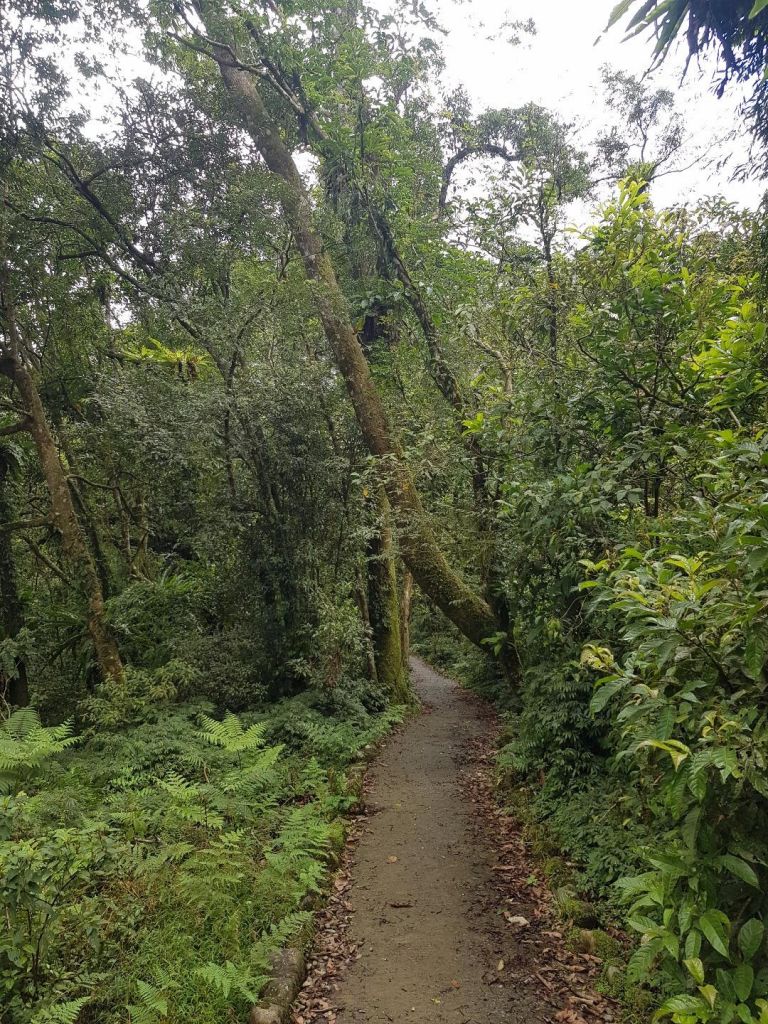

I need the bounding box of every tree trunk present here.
[0,351,124,684]
[400,568,413,672]
[0,462,29,706]
[1,262,124,682]
[367,489,410,701]
[202,34,502,654]
[58,432,113,599]
[354,566,380,685]
[362,199,489,505]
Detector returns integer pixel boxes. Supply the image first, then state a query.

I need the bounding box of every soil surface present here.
[331,657,548,1024]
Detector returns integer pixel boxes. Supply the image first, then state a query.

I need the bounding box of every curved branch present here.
[439,144,521,211]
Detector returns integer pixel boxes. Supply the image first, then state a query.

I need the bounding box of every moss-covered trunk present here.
[0,270,124,684]
[367,490,410,702]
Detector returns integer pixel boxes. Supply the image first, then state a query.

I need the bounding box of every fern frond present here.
[261,910,311,946]
[195,960,265,1002]
[198,713,267,753]
[0,709,77,793]
[127,977,173,1024]
[31,997,89,1024]
[220,745,284,793]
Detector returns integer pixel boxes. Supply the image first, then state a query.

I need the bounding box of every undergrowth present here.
[0,684,405,1024]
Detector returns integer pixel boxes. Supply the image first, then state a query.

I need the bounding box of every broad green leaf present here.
[698,984,718,1010]
[733,964,755,1002]
[684,957,705,984]
[718,855,759,889]
[700,909,731,959]
[637,738,690,769]
[654,993,708,1020]
[606,0,634,28]
[739,919,765,960]
[736,1004,755,1024]
[628,936,664,982]
[590,678,624,713]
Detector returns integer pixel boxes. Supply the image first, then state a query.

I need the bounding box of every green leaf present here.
[590,678,624,713]
[627,0,662,30]
[736,1004,754,1023]
[733,964,755,1002]
[652,0,691,57]
[628,914,662,933]
[684,957,705,984]
[654,993,708,1021]
[718,855,759,889]
[700,909,731,959]
[699,984,718,1010]
[685,929,703,959]
[606,0,634,28]
[749,0,768,16]
[739,919,765,960]
[637,738,690,769]
[628,936,664,982]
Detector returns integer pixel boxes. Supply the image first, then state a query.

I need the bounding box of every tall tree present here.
[0,266,125,683]
[178,2,504,656]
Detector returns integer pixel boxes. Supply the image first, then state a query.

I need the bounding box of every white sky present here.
[435,0,766,211]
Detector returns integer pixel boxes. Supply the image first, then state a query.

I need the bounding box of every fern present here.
[261,910,311,947]
[127,975,176,1024]
[30,997,89,1024]
[220,745,284,794]
[155,771,201,800]
[152,772,224,829]
[198,713,267,753]
[195,960,265,1002]
[0,709,77,793]
[130,841,196,876]
[272,804,333,860]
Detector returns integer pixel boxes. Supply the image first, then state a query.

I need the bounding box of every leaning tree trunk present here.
[199,28,501,654]
[0,355,124,684]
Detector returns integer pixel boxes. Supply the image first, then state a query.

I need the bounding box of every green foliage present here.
[198,713,267,753]
[30,997,90,1024]
[0,690,395,1023]
[409,182,768,1022]
[194,961,262,1003]
[0,711,77,795]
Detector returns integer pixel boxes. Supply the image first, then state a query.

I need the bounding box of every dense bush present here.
[413,184,768,1023]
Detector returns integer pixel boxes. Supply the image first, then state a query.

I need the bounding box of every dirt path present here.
[328,657,548,1024]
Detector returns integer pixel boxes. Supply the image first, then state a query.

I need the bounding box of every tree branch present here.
[439,144,521,211]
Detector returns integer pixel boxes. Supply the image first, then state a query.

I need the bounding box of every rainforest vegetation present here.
[2,0,768,1022]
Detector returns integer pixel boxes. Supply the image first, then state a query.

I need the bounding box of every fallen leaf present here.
[450,979,461,989]
[386,855,398,863]
[497,959,505,972]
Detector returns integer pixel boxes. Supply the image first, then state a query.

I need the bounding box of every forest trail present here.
[321,657,549,1024]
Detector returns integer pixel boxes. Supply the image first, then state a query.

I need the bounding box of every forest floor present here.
[292,658,619,1024]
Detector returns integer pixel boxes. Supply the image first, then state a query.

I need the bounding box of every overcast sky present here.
[434,0,765,212]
